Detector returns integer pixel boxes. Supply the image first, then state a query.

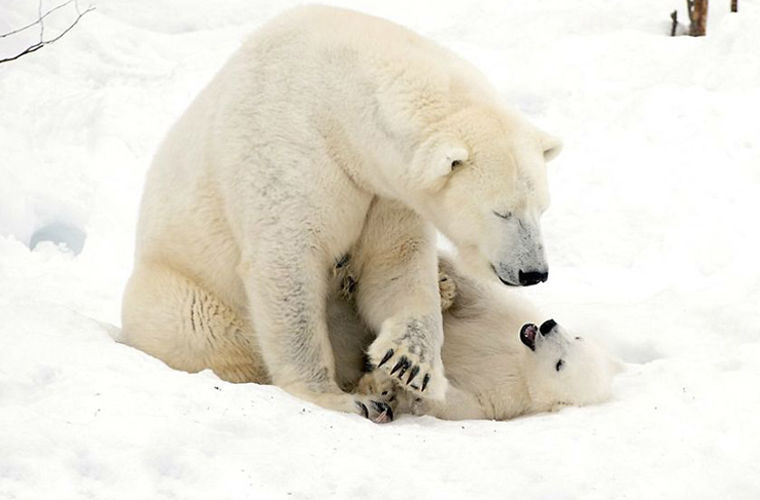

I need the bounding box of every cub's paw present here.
[356,370,398,410]
[353,396,394,424]
[367,317,448,401]
[438,270,457,312]
[333,254,358,303]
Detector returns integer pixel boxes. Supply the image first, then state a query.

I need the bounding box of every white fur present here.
[121,5,560,420]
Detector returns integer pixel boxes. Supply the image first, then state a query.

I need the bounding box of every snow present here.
[2,0,760,498]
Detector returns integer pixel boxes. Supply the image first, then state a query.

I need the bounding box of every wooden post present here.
[731,0,737,12]
[686,0,708,36]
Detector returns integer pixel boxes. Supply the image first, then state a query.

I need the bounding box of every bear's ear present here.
[540,133,563,162]
[411,137,469,189]
[438,146,469,176]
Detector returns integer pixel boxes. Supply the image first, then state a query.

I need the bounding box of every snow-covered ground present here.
[2,0,759,498]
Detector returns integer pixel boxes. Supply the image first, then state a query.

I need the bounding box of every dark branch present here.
[0,4,94,64]
[0,0,78,39]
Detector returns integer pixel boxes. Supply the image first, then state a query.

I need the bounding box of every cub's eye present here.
[451,159,463,169]
[493,210,513,220]
[575,336,583,341]
[555,359,564,371]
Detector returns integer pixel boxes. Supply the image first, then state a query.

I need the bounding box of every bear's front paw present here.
[367,316,448,401]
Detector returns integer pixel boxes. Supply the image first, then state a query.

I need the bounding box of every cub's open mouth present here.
[521,319,558,351]
[520,323,538,351]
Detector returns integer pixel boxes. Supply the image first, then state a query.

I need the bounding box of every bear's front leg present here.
[240,246,392,423]
[351,198,448,401]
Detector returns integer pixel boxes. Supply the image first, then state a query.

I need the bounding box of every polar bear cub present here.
[121,5,561,421]
[354,258,620,421]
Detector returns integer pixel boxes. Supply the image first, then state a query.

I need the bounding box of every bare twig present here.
[0,0,79,38]
[670,10,679,36]
[0,2,94,64]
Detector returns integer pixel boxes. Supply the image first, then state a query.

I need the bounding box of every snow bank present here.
[1,0,759,498]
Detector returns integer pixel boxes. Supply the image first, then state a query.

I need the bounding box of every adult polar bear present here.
[122,5,561,420]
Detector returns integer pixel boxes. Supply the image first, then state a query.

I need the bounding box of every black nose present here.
[539,319,557,335]
[518,270,548,286]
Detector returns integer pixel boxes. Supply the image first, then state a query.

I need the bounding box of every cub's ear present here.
[540,133,563,162]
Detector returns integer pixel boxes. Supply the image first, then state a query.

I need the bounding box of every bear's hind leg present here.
[121,263,268,383]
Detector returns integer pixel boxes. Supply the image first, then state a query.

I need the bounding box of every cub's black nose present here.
[518,270,548,286]
[540,319,557,335]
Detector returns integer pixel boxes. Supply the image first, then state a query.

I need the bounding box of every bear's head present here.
[409,106,561,287]
[519,320,621,412]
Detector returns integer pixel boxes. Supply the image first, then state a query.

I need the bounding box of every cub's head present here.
[409,106,562,287]
[519,320,620,411]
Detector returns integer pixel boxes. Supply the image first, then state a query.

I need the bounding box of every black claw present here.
[398,360,411,379]
[390,357,406,375]
[356,401,369,419]
[410,384,420,390]
[370,401,394,422]
[421,373,431,392]
[378,349,394,368]
[406,365,420,385]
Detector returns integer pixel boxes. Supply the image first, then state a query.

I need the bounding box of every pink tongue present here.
[525,326,537,342]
